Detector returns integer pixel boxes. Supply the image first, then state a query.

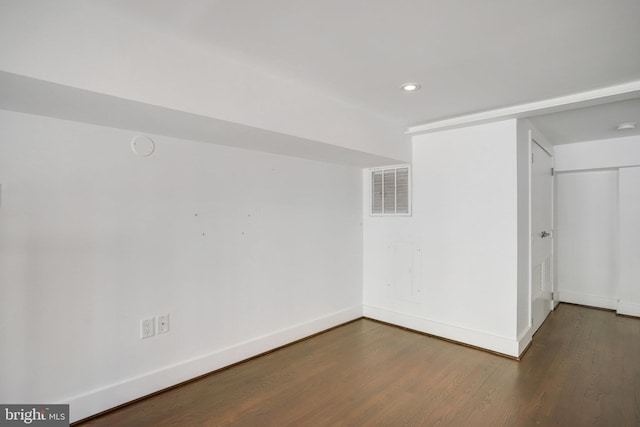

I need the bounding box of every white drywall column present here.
[515,119,555,349]
[363,119,521,356]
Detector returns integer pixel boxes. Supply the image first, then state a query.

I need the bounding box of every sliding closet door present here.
[555,170,618,309]
[618,166,640,316]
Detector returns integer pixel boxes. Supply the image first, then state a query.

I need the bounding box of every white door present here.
[531,140,554,334]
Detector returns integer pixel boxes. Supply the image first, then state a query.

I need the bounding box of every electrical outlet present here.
[140,318,154,339]
[157,314,169,334]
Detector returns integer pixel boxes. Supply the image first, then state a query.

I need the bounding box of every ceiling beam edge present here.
[405,80,640,135]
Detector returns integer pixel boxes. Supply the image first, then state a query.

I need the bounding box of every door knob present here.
[539,231,551,238]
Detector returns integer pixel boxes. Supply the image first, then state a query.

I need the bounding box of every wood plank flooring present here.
[76,304,640,426]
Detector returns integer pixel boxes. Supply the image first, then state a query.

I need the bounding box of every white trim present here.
[363,305,520,357]
[558,290,617,310]
[527,130,533,328]
[368,163,413,172]
[517,328,534,357]
[406,80,640,135]
[63,306,362,423]
[554,167,622,174]
[617,301,640,318]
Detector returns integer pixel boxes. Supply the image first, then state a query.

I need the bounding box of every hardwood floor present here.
[76,304,640,426]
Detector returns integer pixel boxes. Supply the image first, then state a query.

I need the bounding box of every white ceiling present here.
[529,98,640,145]
[92,0,640,144]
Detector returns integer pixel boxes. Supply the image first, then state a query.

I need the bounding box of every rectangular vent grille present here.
[371,165,411,215]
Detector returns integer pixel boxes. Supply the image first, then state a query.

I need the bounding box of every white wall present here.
[554,136,640,316]
[554,135,640,172]
[363,120,523,356]
[0,0,410,163]
[0,110,363,422]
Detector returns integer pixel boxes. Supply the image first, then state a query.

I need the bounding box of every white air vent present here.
[370,165,411,216]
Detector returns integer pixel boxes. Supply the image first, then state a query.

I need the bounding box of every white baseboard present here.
[363,305,520,358]
[617,300,640,317]
[558,290,617,310]
[517,328,533,357]
[65,305,362,423]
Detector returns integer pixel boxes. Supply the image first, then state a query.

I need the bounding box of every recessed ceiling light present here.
[401,83,421,92]
[616,122,636,131]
